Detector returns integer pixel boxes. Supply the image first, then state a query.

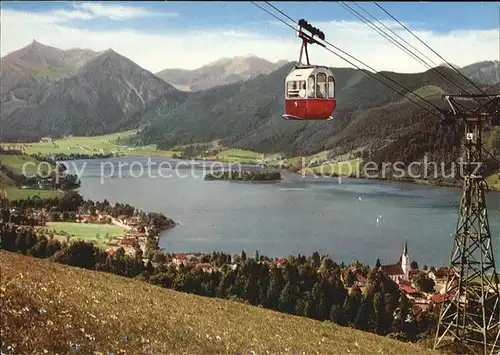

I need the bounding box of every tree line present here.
[205,169,282,182]
[30,152,116,161]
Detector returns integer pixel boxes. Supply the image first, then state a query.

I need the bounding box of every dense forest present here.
[132,65,484,163]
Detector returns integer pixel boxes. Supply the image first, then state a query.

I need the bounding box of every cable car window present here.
[298,80,306,98]
[307,75,315,98]
[316,72,326,98]
[287,81,299,98]
[328,76,335,98]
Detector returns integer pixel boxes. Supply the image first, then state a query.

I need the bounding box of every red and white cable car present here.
[283,19,336,121]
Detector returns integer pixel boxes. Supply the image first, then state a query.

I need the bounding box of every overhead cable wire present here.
[340,1,476,98]
[338,2,431,69]
[257,1,444,118]
[263,1,443,113]
[373,1,487,95]
[340,2,483,110]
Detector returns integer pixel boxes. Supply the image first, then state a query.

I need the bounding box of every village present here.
[3,202,174,258]
[162,240,454,320]
[77,211,150,256]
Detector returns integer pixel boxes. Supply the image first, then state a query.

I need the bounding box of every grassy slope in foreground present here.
[0,251,438,355]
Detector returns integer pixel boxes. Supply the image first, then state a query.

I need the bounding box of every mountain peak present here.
[30,39,46,48]
[97,48,118,56]
[92,48,128,64]
[26,40,59,52]
[438,62,460,69]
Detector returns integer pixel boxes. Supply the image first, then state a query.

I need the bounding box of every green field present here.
[8,130,500,192]
[1,154,53,175]
[3,187,61,201]
[1,132,342,168]
[310,159,362,176]
[486,173,500,191]
[0,130,177,157]
[205,148,264,163]
[47,222,126,247]
[1,154,61,201]
[1,251,439,355]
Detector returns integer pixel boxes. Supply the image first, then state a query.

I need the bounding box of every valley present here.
[2,41,500,192]
[2,8,500,352]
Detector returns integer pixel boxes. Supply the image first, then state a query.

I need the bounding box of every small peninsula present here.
[204,169,282,181]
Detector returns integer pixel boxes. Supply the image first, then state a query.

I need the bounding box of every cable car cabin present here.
[283,66,336,121]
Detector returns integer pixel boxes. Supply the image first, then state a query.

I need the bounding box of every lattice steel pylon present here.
[434,94,500,355]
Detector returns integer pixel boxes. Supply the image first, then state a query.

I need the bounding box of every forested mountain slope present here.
[135,63,485,166]
[1,48,187,140]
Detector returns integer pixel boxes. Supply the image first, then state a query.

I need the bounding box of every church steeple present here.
[401,238,410,281]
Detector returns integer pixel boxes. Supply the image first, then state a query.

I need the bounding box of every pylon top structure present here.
[441,94,500,123]
[434,94,500,355]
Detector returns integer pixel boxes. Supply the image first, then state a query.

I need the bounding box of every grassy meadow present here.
[1,130,176,157]
[0,154,62,201]
[46,222,126,247]
[0,251,439,355]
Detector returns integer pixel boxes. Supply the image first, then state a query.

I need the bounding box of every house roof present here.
[431,293,444,303]
[356,274,367,284]
[120,238,137,246]
[412,304,424,316]
[105,248,116,256]
[431,267,453,277]
[380,264,404,276]
[399,284,416,294]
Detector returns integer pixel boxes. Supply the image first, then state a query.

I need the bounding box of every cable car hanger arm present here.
[296,19,326,67]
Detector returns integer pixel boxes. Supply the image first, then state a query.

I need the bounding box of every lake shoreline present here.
[62,154,500,195]
[69,156,500,267]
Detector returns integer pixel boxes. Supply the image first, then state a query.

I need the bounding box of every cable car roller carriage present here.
[283,19,336,121]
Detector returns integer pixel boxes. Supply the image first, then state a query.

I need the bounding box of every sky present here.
[1,1,499,73]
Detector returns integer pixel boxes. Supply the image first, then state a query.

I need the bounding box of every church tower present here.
[401,239,410,280]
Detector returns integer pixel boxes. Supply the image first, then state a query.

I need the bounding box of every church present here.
[379,239,411,283]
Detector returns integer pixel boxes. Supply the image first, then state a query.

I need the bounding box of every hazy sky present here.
[2,1,499,73]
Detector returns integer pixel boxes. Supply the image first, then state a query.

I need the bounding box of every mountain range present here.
[1,41,500,167]
[460,61,500,86]
[155,56,289,91]
[1,41,185,140]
